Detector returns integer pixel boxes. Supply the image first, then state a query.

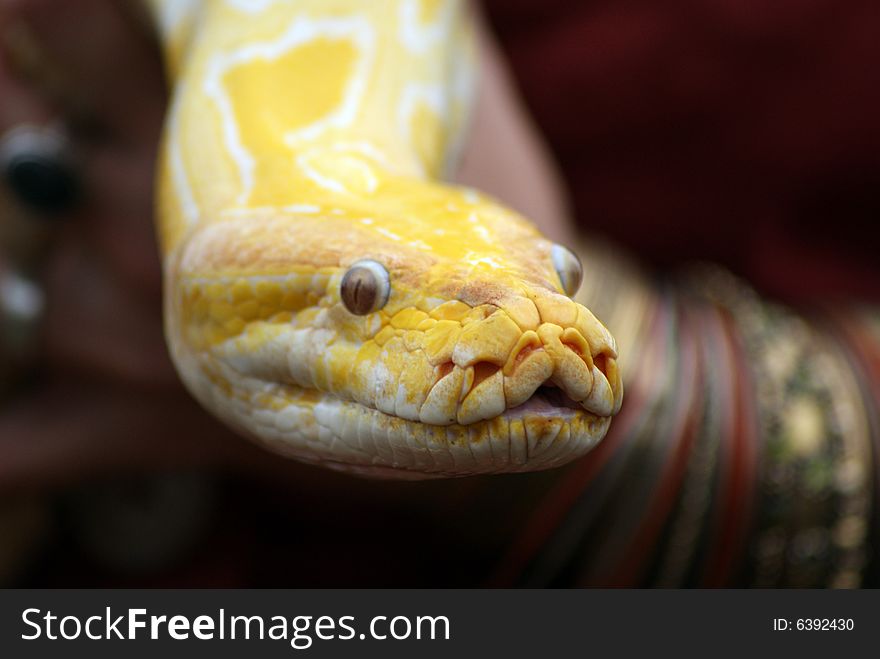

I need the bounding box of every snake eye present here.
[551,244,583,297]
[340,259,390,315]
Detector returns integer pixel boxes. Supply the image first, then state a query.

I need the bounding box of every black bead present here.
[3,150,80,215]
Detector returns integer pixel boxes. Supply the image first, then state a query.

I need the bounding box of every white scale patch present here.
[294,141,403,197]
[374,227,402,241]
[397,82,447,174]
[397,0,455,54]
[282,203,321,213]
[464,253,504,270]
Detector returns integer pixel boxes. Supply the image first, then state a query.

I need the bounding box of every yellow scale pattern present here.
[145,0,623,477]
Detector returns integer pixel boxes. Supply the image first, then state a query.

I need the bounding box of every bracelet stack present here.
[497,259,878,588]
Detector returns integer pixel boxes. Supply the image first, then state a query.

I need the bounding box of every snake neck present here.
[147,0,477,255]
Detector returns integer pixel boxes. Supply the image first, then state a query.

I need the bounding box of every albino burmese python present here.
[148,0,622,478]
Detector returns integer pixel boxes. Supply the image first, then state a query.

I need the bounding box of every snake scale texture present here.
[148,0,623,478]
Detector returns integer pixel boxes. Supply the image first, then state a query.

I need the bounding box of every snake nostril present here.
[561,338,596,373]
[514,344,539,368]
[559,328,592,365]
[561,339,584,357]
[436,361,455,381]
[472,361,500,389]
[593,352,609,378]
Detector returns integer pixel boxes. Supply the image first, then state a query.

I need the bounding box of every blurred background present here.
[484,0,880,304]
[1,0,878,587]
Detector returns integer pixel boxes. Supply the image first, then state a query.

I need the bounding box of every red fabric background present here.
[483,0,880,303]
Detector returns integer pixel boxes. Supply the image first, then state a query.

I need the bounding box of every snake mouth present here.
[505,384,585,419]
[303,389,611,479]
[182,352,612,478]
[204,371,612,478]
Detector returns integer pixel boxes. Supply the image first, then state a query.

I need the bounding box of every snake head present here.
[166,185,622,478]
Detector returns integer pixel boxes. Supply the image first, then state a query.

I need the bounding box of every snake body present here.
[148,0,622,477]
